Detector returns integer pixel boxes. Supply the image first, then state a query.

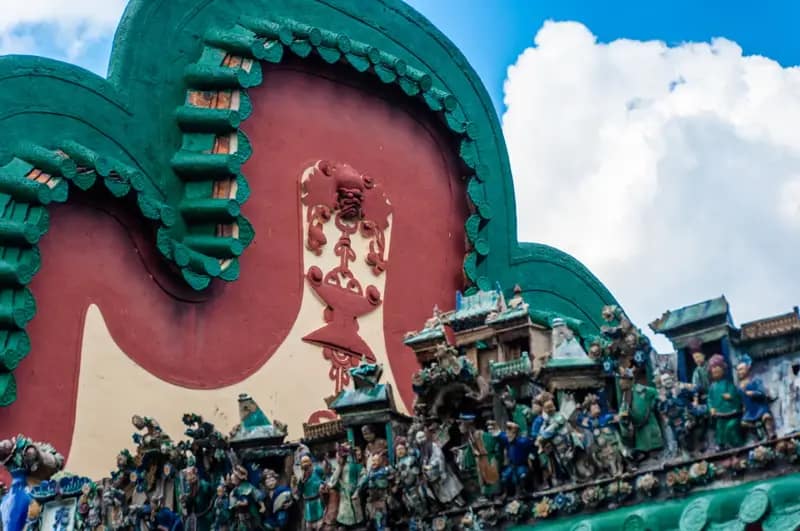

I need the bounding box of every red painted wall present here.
[0,60,467,464]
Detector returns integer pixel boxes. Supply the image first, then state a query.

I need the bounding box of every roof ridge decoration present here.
[0,0,621,406]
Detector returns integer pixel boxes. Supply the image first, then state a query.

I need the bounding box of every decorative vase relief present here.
[300,160,392,417]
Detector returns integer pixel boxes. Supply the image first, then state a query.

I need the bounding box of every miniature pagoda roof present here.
[486,304,529,325]
[649,296,731,334]
[329,361,394,413]
[450,289,504,331]
[739,307,800,342]
[229,393,287,444]
[329,384,390,410]
[403,323,446,346]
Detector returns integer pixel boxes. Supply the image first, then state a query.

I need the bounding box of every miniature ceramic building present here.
[649,296,736,381]
[653,299,800,437]
[328,361,410,465]
[405,286,551,385]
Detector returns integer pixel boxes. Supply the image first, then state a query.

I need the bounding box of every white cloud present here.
[0,0,126,68]
[503,21,800,350]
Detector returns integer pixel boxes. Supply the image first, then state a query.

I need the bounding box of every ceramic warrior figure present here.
[415,430,464,507]
[180,459,215,531]
[455,414,501,501]
[320,456,339,530]
[293,455,326,530]
[706,354,743,451]
[577,395,626,477]
[228,465,264,531]
[736,354,776,441]
[618,369,664,457]
[501,387,534,434]
[326,443,364,528]
[361,425,389,468]
[492,421,535,495]
[212,480,232,530]
[551,318,591,361]
[688,348,711,401]
[657,373,707,457]
[393,437,428,523]
[262,469,293,531]
[537,395,585,486]
[354,453,394,531]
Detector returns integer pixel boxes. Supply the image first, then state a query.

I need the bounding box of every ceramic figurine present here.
[179,459,215,531]
[354,453,393,531]
[0,435,65,531]
[455,414,501,500]
[551,317,592,361]
[689,350,711,401]
[361,425,389,468]
[327,444,364,528]
[536,396,581,486]
[618,370,664,457]
[501,387,534,434]
[658,373,705,457]
[211,481,231,531]
[736,355,777,441]
[415,430,464,507]
[492,421,535,495]
[293,455,325,530]
[578,395,626,477]
[320,456,339,530]
[393,437,428,524]
[262,469,293,530]
[228,465,264,531]
[706,354,744,452]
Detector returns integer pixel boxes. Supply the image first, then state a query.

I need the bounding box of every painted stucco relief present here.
[300,160,392,418]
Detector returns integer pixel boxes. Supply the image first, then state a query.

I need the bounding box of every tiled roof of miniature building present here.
[740,308,800,341]
[403,324,446,346]
[486,304,529,325]
[649,296,730,333]
[329,384,390,411]
[449,289,503,330]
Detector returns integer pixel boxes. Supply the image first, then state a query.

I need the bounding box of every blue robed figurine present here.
[735,355,776,440]
[491,421,535,496]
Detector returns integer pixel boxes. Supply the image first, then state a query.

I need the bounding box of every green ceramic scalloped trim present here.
[518,474,800,531]
[0,144,177,405]
[190,14,493,288]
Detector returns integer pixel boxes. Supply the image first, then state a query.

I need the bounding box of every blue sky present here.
[2,1,800,348]
[406,0,800,116]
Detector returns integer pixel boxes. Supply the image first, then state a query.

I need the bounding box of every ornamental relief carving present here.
[300,160,393,421]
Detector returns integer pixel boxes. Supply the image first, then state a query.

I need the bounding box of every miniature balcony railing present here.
[302,418,344,441]
[489,351,532,381]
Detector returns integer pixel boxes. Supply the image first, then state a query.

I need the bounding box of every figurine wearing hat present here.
[707,354,743,450]
[327,443,365,528]
[262,468,293,530]
[736,354,776,441]
[456,413,501,499]
[501,386,534,435]
[293,455,325,529]
[491,420,535,496]
[229,464,263,530]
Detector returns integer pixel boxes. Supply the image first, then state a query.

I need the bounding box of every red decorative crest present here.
[301,161,392,400]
